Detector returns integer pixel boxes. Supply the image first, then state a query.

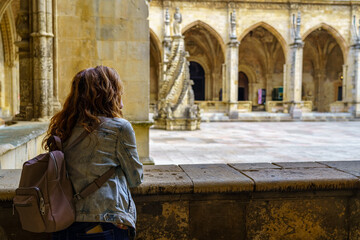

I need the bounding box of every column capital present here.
[227,40,240,48]
[289,40,304,49]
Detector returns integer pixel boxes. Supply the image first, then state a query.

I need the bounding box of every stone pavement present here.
[150,121,360,165]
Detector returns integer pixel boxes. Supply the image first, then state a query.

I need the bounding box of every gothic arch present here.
[302,25,345,112]
[182,20,225,101]
[238,64,256,84]
[0,6,18,117]
[0,0,12,21]
[182,20,225,60]
[302,23,347,62]
[238,21,288,58]
[0,8,16,66]
[149,29,162,106]
[150,28,162,62]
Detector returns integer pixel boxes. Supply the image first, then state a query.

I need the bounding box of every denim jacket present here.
[64,117,143,230]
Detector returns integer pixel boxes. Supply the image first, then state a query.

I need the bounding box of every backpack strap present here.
[74,167,116,200]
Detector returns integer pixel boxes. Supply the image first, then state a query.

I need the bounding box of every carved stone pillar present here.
[353,43,360,117]
[225,41,239,117]
[225,8,239,118]
[285,12,304,118]
[265,73,273,102]
[314,68,326,111]
[31,0,54,120]
[15,0,32,120]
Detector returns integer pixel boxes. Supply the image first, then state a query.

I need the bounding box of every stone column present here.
[15,0,32,120]
[31,0,54,120]
[342,64,348,102]
[265,73,273,102]
[225,40,239,118]
[314,68,326,111]
[349,15,360,117]
[353,43,360,117]
[225,9,239,118]
[51,0,61,113]
[285,12,304,118]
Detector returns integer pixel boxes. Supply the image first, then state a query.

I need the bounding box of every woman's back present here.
[65,117,143,229]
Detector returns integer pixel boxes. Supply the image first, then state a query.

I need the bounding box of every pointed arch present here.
[302,23,347,62]
[0,8,16,67]
[238,21,288,58]
[0,0,12,21]
[182,20,225,60]
[150,28,162,62]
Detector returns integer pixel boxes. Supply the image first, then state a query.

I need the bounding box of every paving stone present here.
[180,164,253,193]
[242,167,360,191]
[319,161,360,178]
[273,162,327,169]
[132,165,193,195]
[230,163,281,171]
[0,169,21,200]
[151,122,360,165]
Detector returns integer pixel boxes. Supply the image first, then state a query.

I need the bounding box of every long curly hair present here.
[43,66,124,149]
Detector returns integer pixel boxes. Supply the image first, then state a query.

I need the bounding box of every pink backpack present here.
[13,129,115,233]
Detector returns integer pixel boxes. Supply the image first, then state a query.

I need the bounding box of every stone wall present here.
[56,0,151,163]
[1,161,359,239]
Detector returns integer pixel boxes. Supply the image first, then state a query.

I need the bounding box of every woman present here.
[44,66,143,240]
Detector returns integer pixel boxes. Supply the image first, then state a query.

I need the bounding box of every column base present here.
[153,118,201,131]
[289,102,303,119]
[131,120,153,165]
[228,102,238,119]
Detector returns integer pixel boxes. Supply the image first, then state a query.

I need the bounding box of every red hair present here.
[43,66,124,149]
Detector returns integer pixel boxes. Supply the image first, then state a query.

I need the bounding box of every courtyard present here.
[150,121,360,165]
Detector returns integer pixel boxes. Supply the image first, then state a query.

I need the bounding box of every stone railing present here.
[1,161,359,239]
[237,101,252,112]
[0,122,48,169]
[195,101,227,113]
[266,101,284,113]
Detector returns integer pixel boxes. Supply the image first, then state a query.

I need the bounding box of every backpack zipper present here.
[49,152,58,177]
[35,187,46,215]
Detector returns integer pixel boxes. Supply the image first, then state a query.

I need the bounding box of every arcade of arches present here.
[149,0,360,118]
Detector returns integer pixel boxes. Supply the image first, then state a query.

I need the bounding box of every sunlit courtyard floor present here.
[150,121,360,165]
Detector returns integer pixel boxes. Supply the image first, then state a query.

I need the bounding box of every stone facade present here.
[149,0,360,117]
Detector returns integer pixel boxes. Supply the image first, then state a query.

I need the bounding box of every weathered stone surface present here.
[0,122,48,155]
[180,164,253,193]
[189,199,247,240]
[230,162,281,171]
[0,169,20,200]
[136,200,189,240]
[132,165,193,195]
[320,161,360,178]
[349,193,360,240]
[246,197,349,240]
[273,161,327,169]
[242,167,360,191]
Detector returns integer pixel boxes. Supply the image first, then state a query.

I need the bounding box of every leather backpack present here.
[13,127,116,233]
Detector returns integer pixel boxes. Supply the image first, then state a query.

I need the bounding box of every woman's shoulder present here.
[100,117,132,130]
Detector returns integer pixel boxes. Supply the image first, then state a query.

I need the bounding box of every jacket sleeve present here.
[116,121,143,188]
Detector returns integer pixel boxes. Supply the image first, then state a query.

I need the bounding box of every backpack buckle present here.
[74,193,82,200]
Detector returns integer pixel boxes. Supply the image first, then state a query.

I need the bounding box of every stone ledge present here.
[0,122,48,155]
[1,161,359,200]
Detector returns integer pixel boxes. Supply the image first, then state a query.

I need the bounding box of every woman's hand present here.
[116,223,128,230]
